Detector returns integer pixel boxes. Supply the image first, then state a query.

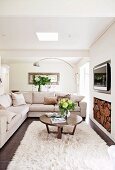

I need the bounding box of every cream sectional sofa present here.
[0,91,87,148]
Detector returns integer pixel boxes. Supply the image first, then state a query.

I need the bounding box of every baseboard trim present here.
[89,118,115,146]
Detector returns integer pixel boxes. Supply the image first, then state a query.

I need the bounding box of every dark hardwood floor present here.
[0,118,38,170]
[0,118,114,170]
[89,119,115,146]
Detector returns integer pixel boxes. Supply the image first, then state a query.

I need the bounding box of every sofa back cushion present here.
[0,94,12,108]
[22,91,32,104]
[33,92,55,104]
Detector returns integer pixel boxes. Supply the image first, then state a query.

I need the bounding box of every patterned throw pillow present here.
[70,95,84,106]
[57,94,71,102]
[70,95,84,102]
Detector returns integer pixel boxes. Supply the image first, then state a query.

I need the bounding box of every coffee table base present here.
[46,124,77,139]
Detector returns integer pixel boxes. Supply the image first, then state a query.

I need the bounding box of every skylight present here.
[36,32,58,41]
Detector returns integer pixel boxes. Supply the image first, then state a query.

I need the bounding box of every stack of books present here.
[45,112,66,124]
[50,117,66,124]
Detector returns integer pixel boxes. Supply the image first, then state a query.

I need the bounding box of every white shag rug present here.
[7,121,112,170]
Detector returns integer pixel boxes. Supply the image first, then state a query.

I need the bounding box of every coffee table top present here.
[39,114,82,127]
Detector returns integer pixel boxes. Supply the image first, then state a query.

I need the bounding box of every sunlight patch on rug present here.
[7,121,112,170]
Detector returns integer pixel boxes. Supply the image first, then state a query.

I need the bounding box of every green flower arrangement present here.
[33,76,51,92]
[58,98,75,118]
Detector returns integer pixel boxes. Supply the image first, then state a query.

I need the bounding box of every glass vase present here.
[60,110,70,120]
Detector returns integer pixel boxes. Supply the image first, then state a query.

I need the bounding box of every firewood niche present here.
[93,97,111,133]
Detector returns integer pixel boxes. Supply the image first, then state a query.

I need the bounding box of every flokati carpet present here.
[7,121,112,170]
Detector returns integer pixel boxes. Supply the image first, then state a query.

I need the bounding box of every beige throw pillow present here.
[11,93,26,106]
[44,97,57,105]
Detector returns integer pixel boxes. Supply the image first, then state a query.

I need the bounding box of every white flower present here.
[35,77,40,82]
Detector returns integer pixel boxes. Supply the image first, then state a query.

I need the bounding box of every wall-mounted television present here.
[93,61,111,92]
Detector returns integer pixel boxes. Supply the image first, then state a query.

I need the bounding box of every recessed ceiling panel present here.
[0,17,114,50]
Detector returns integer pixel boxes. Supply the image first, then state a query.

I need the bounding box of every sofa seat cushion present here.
[29,104,55,112]
[54,105,81,112]
[7,113,21,131]
[74,106,81,112]
[7,104,30,117]
[0,110,17,124]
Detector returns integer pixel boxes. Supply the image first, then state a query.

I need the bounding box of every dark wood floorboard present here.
[89,119,115,146]
[0,118,39,170]
[0,117,114,170]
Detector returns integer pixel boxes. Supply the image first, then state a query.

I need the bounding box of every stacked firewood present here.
[93,97,111,132]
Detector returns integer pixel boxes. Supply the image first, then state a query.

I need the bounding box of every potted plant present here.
[58,98,75,119]
[33,75,51,92]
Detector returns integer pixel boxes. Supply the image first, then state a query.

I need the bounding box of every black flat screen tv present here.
[93,62,111,91]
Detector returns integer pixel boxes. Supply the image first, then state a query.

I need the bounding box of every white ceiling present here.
[0,17,114,50]
[0,0,115,17]
[0,1,115,64]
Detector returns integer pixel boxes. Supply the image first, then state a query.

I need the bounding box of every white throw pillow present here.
[70,94,84,102]
[0,94,12,108]
[0,110,16,123]
[11,93,26,106]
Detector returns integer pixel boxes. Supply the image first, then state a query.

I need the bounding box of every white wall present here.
[90,22,115,141]
[0,56,2,94]
[74,57,90,117]
[75,57,90,94]
[1,50,89,94]
[0,50,89,59]
[8,60,77,93]
[0,65,9,95]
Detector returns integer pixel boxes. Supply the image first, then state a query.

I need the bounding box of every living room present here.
[0,1,115,170]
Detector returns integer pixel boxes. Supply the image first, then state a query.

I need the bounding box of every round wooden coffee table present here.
[39,114,83,139]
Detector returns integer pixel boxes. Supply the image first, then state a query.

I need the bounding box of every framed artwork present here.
[28,72,60,85]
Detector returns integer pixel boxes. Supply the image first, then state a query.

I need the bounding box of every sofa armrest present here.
[79,102,87,118]
[0,113,7,148]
